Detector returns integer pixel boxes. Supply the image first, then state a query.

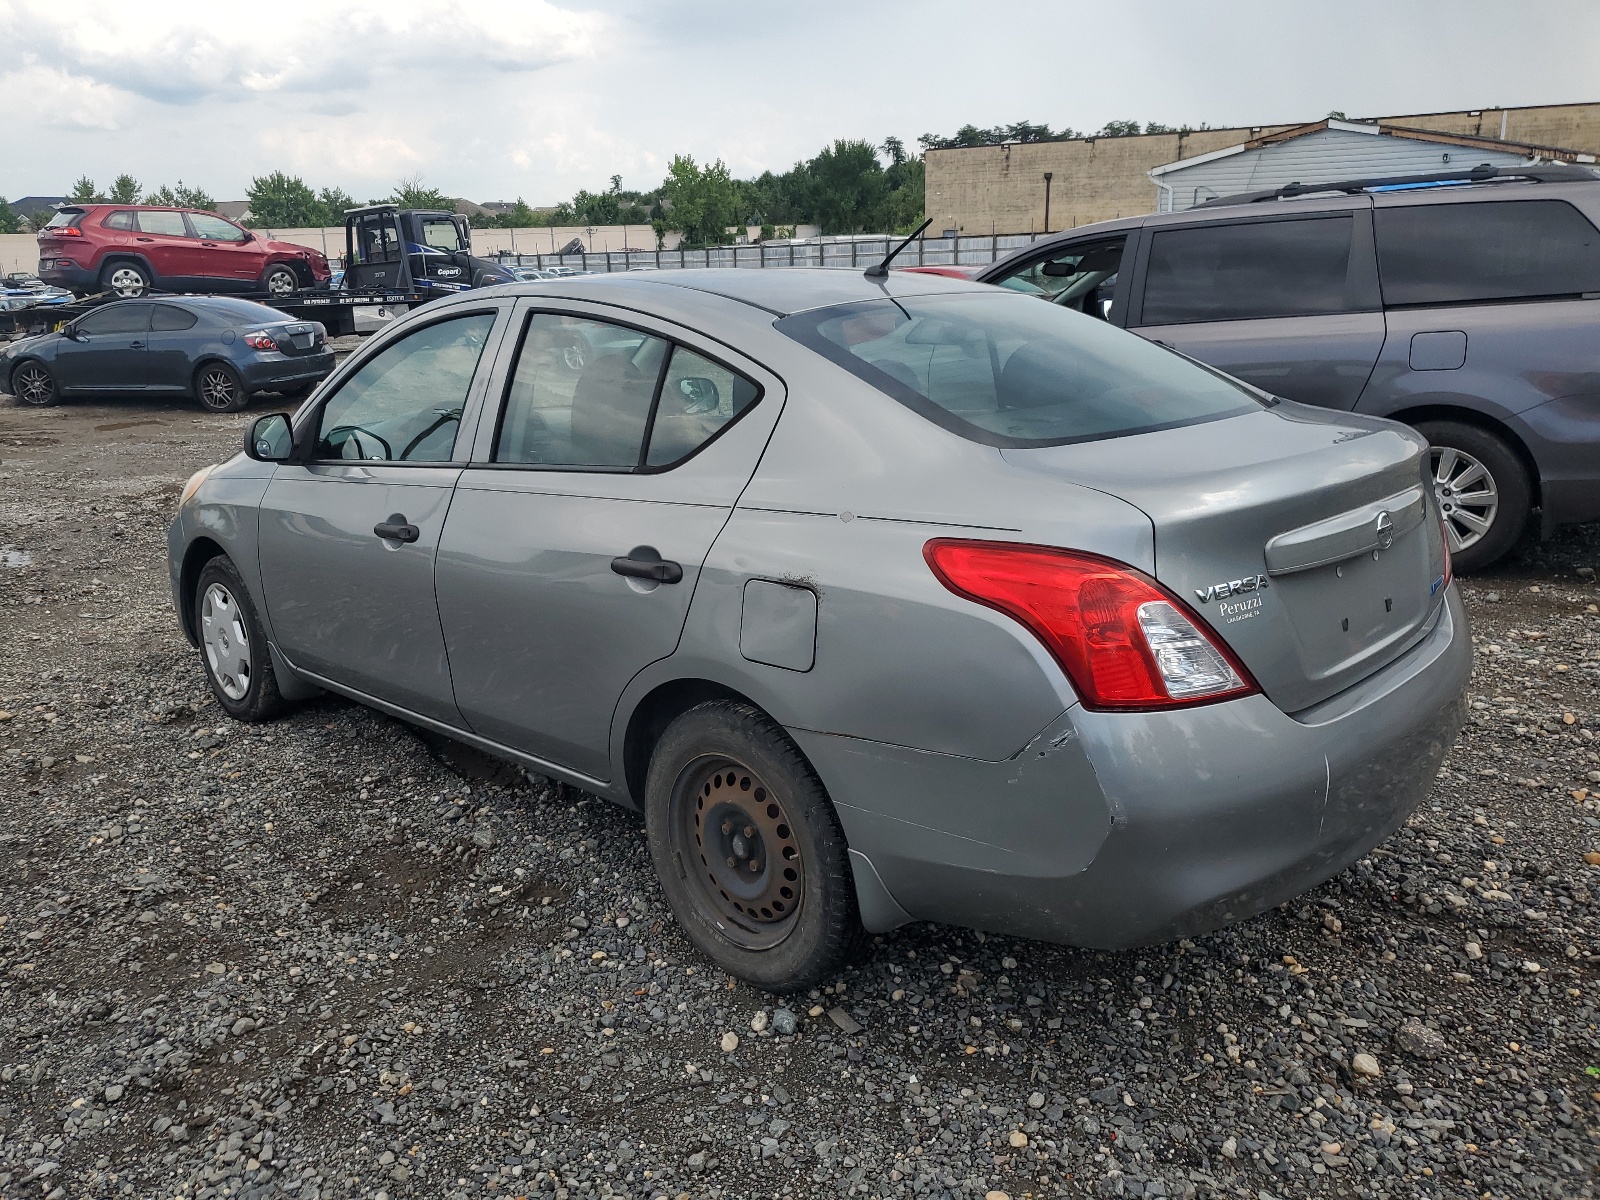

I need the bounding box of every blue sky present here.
[3,0,1597,205]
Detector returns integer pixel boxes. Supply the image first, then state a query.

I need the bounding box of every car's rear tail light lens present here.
[243,331,278,350]
[52,227,83,237]
[924,539,1259,711]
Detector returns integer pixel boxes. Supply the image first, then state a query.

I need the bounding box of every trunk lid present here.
[270,321,326,357]
[1003,404,1450,713]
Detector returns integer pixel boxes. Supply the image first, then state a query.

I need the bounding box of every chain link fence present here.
[491,233,1048,274]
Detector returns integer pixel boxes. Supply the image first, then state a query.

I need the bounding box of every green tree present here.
[68,176,104,203]
[801,139,888,235]
[1095,119,1143,137]
[0,199,19,235]
[391,175,455,211]
[108,174,141,204]
[315,187,357,225]
[657,154,738,246]
[247,171,321,226]
[145,180,214,209]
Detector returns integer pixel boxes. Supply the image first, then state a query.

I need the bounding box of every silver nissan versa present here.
[168,267,1471,991]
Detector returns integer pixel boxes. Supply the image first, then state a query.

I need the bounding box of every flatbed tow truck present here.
[1,205,514,338]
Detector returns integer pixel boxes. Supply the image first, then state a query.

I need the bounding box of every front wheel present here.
[262,265,299,296]
[12,361,58,407]
[194,556,291,722]
[1416,420,1531,573]
[195,362,249,413]
[645,700,864,992]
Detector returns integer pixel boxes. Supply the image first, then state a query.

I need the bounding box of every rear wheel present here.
[645,700,864,992]
[195,556,290,722]
[262,264,299,296]
[195,362,249,413]
[12,361,58,407]
[99,260,151,298]
[1415,420,1530,573]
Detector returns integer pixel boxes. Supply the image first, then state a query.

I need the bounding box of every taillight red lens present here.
[243,331,277,350]
[57,227,82,237]
[924,539,1259,711]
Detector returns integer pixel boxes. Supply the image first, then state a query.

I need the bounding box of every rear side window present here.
[77,304,151,335]
[103,211,135,231]
[151,304,198,331]
[777,292,1256,448]
[1141,216,1369,324]
[495,314,760,470]
[1374,199,1600,306]
[136,210,187,237]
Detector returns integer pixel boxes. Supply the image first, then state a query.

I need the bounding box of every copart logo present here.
[435,266,463,279]
[1194,574,1269,604]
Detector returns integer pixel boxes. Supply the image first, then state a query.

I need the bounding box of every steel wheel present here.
[106,264,149,297]
[13,362,57,407]
[264,266,298,296]
[200,582,252,701]
[196,364,246,412]
[674,756,804,951]
[1431,445,1500,555]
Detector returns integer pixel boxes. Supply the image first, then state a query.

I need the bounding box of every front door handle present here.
[374,516,420,543]
[128,340,145,349]
[136,237,154,242]
[611,545,683,584]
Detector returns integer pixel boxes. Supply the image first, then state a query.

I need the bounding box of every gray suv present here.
[977,165,1600,571]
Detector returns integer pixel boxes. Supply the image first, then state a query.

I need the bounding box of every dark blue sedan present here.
[1,296,336,412]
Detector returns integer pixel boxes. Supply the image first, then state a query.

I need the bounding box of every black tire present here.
[99,259,152,298]
[1415,420,1531,573]
[262,264,300,297]
[194,556,291,723]
[194,361,249,413]
[12,360,59,407]
[645,700,865,992]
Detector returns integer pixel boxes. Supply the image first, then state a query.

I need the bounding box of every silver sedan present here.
[168,268,1469,991]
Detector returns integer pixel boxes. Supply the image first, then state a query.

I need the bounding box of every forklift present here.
[343,205,518,299]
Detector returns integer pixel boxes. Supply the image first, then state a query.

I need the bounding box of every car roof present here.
[516,266,998,316]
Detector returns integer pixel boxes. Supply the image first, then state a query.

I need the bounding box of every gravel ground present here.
[0,386,1598,1200]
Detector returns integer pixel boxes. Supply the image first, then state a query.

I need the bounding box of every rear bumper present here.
[237,351,335,391]
[37,260,99,293]
[801,586,1471,946]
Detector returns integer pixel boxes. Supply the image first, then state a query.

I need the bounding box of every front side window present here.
[188,213,248,242]
[135,210,188,237]
[1375,199,1600,306]
[778,292,1255,448]
[419,216,465,252]
[992,239,1125,320]
[77,304,151,335]
[1141,216,1367,324]
[315,312,496,462]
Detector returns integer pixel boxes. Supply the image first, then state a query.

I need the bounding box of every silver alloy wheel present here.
[265,268,297,296]
[108,265,147,297]
[1431,445,1500,555]
[200,583,251,701]
[198,367,239,411]
[14,363,53,406]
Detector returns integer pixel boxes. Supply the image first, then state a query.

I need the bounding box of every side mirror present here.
[241,231,255,243]
[245,412,294,462]
[677,376,720,414]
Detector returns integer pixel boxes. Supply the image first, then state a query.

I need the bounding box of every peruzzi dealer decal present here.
[1195,574,1268,624]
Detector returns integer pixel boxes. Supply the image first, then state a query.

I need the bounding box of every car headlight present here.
[180,464,216,507]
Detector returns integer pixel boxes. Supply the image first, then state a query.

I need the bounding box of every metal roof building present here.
[1149,120,1596,212]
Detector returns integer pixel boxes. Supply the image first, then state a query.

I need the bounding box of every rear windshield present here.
[777,292,1257,447]
[44,209,83,229]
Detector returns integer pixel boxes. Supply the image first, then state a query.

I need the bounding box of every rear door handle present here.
[128,340,145,349]
[611,545,683,584]
[374,517,420,543]
[136,237,154,242]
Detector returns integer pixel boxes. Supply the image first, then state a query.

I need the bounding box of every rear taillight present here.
[243,331,277,350]
[924,540,1259,711]
[43,226,81,237]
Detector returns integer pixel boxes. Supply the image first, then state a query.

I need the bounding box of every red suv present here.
[37,205,331,299]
